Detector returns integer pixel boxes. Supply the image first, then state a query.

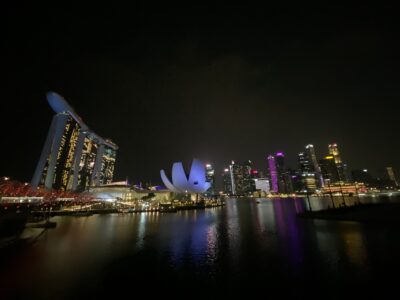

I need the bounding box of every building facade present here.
[319,155,340,184]
[386,167,398,187]
[223,168,234,195]
[268,152,293,193]
[222,160,255,196]
[267,155,279,193]
[328,143,347,182]
[254,177,270,194]
[31,92,118,191]
[205,164,215,197]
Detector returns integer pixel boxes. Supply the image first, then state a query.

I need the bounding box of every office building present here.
[319,155,341,184]
[328,143,347,182]
[386,167,398,187]
[305,144,324,187]
[268,152,293,193]
[268,155,279,193]
[222,160,255,196]
[223,168,234,195]
[254,177,270,194]
[205,164,216,196]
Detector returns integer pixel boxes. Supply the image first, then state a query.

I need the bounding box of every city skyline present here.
[2,5,400,298]
[3,4,400,185]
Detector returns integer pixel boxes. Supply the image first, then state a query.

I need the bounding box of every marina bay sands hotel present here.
[31,92,118,191]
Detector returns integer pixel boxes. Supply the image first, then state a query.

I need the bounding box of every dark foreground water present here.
[1,198,400,299]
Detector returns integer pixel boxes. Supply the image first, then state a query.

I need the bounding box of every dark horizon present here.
[2,4,399,185]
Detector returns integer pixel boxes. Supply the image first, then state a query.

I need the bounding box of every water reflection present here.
[342,229,368,267]
[1,198,399,299]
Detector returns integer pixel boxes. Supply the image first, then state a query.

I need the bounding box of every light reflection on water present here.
[1,197,399,299]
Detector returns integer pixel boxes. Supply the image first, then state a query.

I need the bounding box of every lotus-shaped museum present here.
[160,159,211,193]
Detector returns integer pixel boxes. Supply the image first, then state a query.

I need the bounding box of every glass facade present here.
[32,93,118,191]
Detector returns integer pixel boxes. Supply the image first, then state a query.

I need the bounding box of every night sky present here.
[2,4,399,186]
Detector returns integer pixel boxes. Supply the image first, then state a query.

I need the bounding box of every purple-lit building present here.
[268,155,279,193]
[268,152,294,193]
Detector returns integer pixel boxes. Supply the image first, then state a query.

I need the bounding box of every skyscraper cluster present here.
[222,160,258,196]
[222,143,398,196]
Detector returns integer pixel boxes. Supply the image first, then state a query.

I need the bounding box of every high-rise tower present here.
[223,160,255,196]
[205,163,215,196]
[268,155,279,193]
[31,92,118,191]
[328,143,341,164]
[385,167,398,187]
[319,155,340,184]
[328,143,347,182]
[304,144,324,187]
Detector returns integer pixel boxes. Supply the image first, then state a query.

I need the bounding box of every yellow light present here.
[325,156,334,160]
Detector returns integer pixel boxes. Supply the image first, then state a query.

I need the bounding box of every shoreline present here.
[297,202,400,223]
[29,202,225,217]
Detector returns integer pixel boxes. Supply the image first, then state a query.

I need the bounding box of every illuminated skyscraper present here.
[222,160,255,196]
[328,143,347,182]
[298,152,312,172]
[268,152,292,193]
[268,155,279,193]
[386,167,398,186]
[298,144,323,189]
[31,92,118,191]
[328,143,341,164]
[298,152,317,192]
[305,144,324,187]
[222,168,234,195]
[205,163,215,196]
[276,152,286,192]
[319,155,340,184]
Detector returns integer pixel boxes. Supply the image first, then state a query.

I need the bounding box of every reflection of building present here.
[31,92,118,191]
